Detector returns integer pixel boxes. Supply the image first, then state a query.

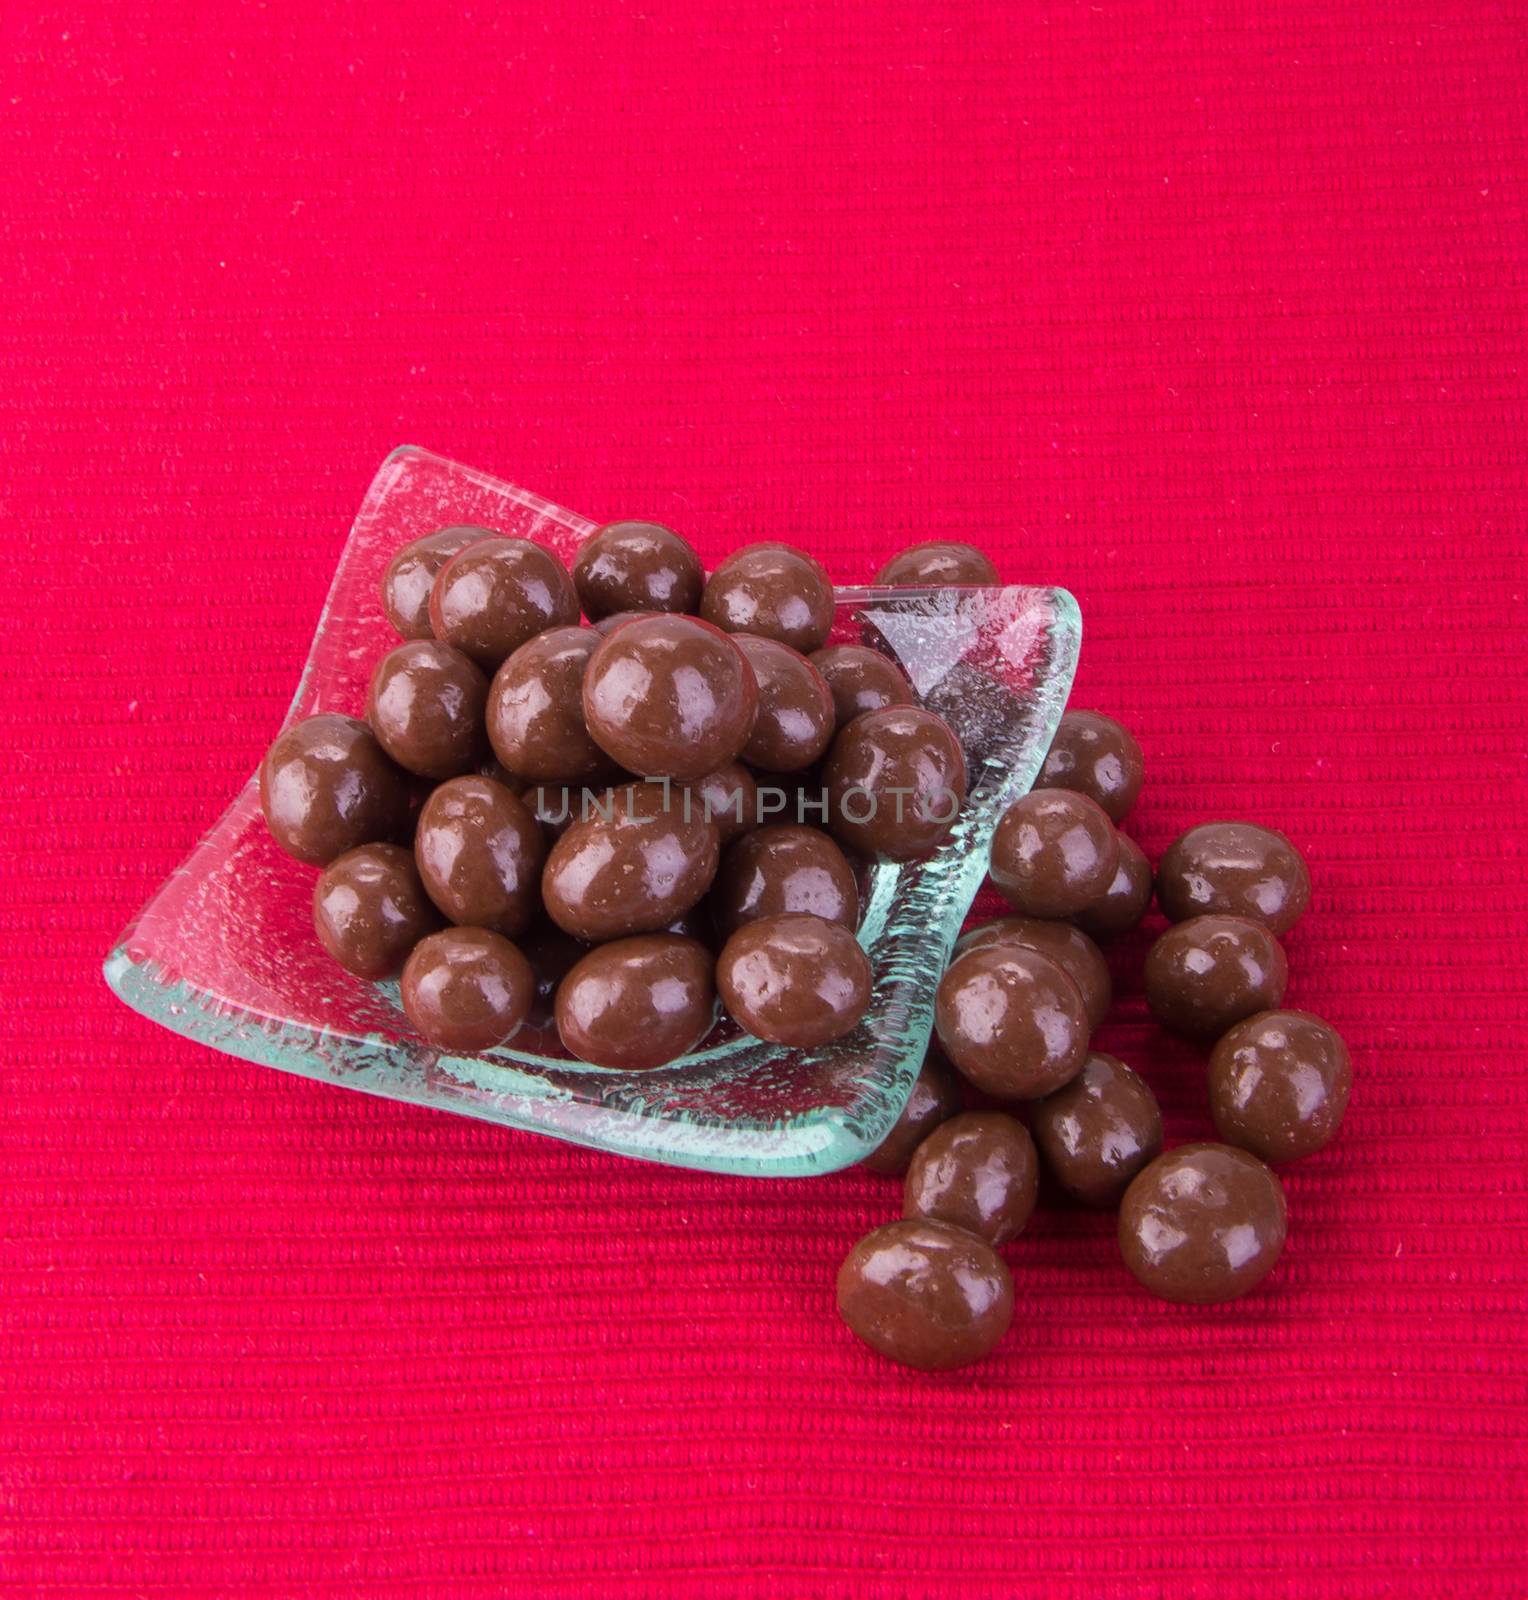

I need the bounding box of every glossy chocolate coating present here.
[542,781,719,941]
[1036,710,1145,823]
[699,541,835,654]
[1208,1009,1352,1163]
[681,762,758,847]
[259,713,408,866]
[486,625,609,782]
[823,705,967,861]
[572,521,703,619]
[711,824,858,939]
[903,1112,1039,1246]
[1157,820,1312,935]
[381,525,495,640]
[734,635,835,772]
[400,927,533,1054]
[366,640,488,780]
[934,943,1089,1100]
[716,913,871,1047]
[582,614,759,781]
[1072,832,1153,940]
[809,644,916,730]
[1030,1052,1164,1207]
[860,1051,964,1176]
[1118,1143,1288,1304]
[312,843,439,980]
[953,916,1111,1031]
[555,933,716,1070]
[1145,914,1289,1038]
[414,775,547,938]
[836,1219,1013,1372]
[873,541,998,588]
[989,789,1120,919]
[428,537,579,668]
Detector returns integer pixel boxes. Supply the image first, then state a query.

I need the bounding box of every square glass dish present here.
[104,448,1080,1178]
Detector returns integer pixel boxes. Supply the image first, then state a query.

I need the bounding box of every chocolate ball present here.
[582,614,759,781]
[953,916,1111,1031]
[823,705,966,861]
[716,913,872,1048]
[555,934,716,1070]
[428,537,579,668]
[312,843,439,980]
[1208,1009,1353,1164]
[381,525,496,640]
[710,824,859,940]
[542,781,719,942]
[1118,1144,1288,1304]
[734,635,836,773]
[380,531,492,643]
[1145,915,1289,1038]
[414,775,547,938]
[1029,1052,1164,1208]
[837,1218,1013,1372]
[934,943,1089,1100]
[860,1050,964,1176]
[681,762,758,847]
[1072,833,1153,940]
[873,541,999,588]
[903,1111,1039,1246]
[809,644,916,730]
[486,625,609,782]
[400,927,534,1054]
[699,541,835,653]
[1156,821,1311,936]
[366,640,489,780]
[259,714,408,866]
[572,521,704,619]
[989,789,1120,918]
[1036,710,1145,823]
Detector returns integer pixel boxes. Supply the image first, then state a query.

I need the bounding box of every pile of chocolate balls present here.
[257,522,1350,1374]
[260,524,973,1067]
[840,724,1351,1372]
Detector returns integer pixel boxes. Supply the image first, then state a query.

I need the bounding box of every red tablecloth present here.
[3,4,1526,1595]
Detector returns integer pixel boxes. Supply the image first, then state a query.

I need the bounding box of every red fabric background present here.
[3,3,1526,1594]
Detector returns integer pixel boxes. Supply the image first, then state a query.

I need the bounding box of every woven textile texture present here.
[3,3,1526,1595]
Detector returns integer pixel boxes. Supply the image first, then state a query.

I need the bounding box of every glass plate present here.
[104,447,1080,1177]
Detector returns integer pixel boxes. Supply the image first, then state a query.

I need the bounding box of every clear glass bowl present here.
[104,447,1080,1177]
